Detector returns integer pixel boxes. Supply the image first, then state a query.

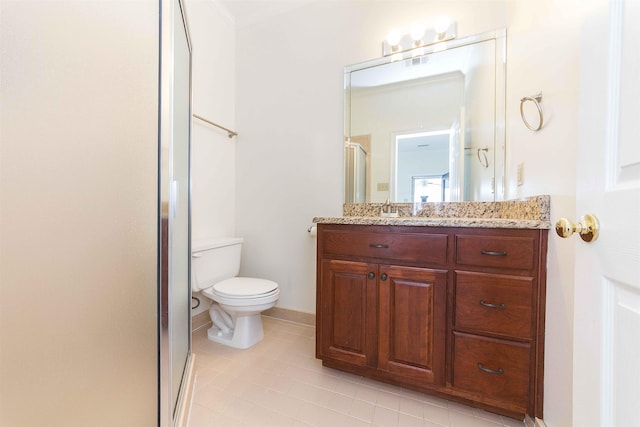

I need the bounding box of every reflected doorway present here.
[390,129,453,202]
[411,174,450,203]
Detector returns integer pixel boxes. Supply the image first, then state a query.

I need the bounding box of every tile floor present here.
[188,317,525,427]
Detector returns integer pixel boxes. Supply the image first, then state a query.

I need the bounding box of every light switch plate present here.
[517,163,524,186]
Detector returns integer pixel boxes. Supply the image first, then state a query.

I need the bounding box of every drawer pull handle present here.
[477,363,504,375]
[380,273,388,281]
[367,272,375,280]
[480,250,507,257]
[479,300,506,309]
[369,244,389,249]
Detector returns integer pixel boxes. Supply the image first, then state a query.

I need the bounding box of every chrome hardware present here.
[464,146,490,168]
[520,92,544,131]
[480,300,506,309]
[477,147,489,168]
[367,272,375,280]
[480,250,507,257]
[192,114,237,138]
[380,199,398,217]
[380,273,388,281]
[369,244,389,249]
[555,213,599,243]
[477,363,504,375]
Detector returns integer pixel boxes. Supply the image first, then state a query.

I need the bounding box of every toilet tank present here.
[191,237,243,292]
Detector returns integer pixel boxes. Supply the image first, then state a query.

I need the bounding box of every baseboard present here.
[524,415,547,427]
[193,306,315,331]
[175,353,196,427]
[262,307,315,326]
[535,418,547,427]
[192,310,212,332]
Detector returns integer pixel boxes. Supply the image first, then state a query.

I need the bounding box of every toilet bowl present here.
[192,237,279,349]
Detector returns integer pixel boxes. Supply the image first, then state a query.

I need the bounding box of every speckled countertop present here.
[313,195,551,230]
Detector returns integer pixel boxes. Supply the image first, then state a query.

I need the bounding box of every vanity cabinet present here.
[318,259,378,368]
[319,258,447,385]
[316,223,548,420]
[377,264,447,386]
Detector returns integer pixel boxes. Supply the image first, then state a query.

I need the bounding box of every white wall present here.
[189,0,236,241]
[187,0,236,316]
[505,1,589,425]
[0,1,158,425]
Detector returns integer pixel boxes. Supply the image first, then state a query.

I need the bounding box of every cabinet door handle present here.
[477,363,504,375]
[480,250,507,256]
[367,272,375,280]
[479,300,506,309]
[369,244,389,249]
[380,273,388,281]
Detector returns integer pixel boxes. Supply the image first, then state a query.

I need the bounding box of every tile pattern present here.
[189,317,525,427]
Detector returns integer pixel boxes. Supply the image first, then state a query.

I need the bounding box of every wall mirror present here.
[344,29,506,204]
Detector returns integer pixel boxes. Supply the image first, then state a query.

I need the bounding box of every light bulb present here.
[386,29,402,47]
[434,16,451,35]
[410,23,426,41]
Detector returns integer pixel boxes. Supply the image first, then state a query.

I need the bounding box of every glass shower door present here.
[170,0,191,416]
[160,0,192,424]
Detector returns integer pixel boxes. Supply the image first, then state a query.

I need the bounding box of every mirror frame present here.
[344,28,506,203]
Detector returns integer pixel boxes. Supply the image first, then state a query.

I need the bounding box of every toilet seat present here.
[213,277,278,299]
[201,277,279,306]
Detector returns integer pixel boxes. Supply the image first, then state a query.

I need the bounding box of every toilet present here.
[191,237,279,349]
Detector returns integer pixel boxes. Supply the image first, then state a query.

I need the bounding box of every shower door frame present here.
[159,0,194,425]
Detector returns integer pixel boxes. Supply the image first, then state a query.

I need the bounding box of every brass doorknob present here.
[555,214,599,242]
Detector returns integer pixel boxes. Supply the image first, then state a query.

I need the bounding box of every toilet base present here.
[206,313,264,349]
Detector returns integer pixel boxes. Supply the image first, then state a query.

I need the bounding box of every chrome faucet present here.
[380,199,398,217]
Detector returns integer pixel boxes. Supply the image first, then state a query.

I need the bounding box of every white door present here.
[573,0,640,426]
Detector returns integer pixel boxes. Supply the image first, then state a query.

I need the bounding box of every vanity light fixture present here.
[410,23,427,46]
[433,16,452,36]
[383,16,456,57]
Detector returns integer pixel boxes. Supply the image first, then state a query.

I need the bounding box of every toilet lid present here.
[212,277,278,298]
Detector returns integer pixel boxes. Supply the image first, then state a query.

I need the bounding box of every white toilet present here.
[192,237,280,349]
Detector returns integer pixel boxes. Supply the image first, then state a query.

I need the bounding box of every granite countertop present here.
[313,216,550,229]
[312,195,552,230]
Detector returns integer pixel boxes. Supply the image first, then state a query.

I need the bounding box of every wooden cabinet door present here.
[318,259,378,368]
[378,265,447,385]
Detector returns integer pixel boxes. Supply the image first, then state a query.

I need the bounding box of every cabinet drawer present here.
[454,271,533,339]
[455,234,535,270]
[453,333,530,409]
[323,230,447,264]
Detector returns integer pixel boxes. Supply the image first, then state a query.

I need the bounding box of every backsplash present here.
[343,195,550,221]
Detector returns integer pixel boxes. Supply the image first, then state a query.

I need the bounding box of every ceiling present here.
[219,0,318,28]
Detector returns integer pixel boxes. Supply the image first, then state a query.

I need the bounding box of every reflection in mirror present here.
[344,30,506,204]
[395,130,450,202]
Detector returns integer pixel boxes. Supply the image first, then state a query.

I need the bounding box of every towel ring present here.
[477,147,489,168]
[520,93,544,131]
[464,146,490,168]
